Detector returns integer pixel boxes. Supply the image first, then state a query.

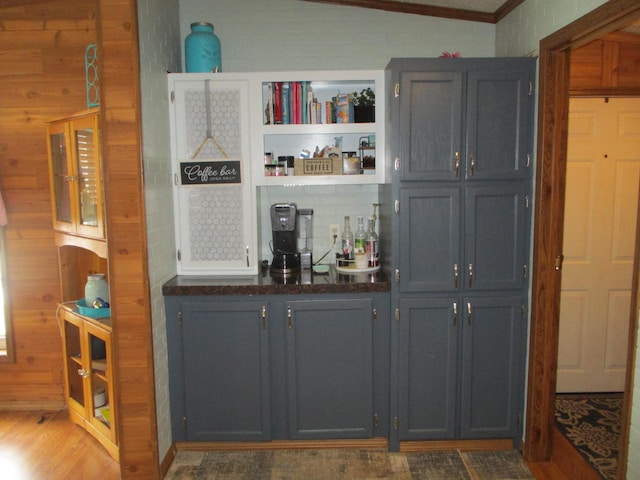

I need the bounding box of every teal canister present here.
[185,22,221,73]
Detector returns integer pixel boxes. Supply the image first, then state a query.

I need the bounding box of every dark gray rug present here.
[165,448,535,479]
[555,393,622,480]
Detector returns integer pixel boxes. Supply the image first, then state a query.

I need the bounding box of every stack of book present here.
[265,81,349,125]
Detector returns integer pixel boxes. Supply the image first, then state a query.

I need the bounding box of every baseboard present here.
[174,437,389,452]
[400,439,514,452]
[160,444,178,478]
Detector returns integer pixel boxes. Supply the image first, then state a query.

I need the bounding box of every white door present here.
[557,97,640,393]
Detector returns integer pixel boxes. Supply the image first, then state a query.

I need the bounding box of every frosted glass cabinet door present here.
[170,77,257,274]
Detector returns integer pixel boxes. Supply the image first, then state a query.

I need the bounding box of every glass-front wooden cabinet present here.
[46,108,104,240]
[61,305,117,460]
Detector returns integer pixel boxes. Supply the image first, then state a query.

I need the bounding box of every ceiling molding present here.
[300,0,525,23]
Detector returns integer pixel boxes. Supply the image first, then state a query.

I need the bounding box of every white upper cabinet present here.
[169,74,257,275]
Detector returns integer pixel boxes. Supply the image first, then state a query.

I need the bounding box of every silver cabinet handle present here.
[454,263,459,288]
[287,306,292,329]
[78,368,89,378]
[454,151,460,177]
[468,263,474,288]
[453,302,458,327]
[469,151,476,176]
[261,305,267,330]
[467,302,472,326]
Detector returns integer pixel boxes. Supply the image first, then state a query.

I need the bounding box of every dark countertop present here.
[162,265,390,296]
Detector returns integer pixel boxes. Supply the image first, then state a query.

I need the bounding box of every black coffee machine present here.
[270,203,300,275]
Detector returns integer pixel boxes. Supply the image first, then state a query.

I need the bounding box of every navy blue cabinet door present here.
[398,297,458,440]
[400,71,463,181]
[465,68,532,180]
[181,300,271,441]
[285,298,374,440]
[464,184,527,291]
[460,296,524,439]
[398,186,460,293]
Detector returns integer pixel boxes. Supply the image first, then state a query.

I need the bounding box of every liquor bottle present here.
[366,217,379,267]
[354,216,366,253]
[341,216,354,260]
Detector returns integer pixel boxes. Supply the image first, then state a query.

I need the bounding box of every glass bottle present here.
[354,216,366,253]
[366,217,379,267]
[85,273,109,305]
[341,216,354,261]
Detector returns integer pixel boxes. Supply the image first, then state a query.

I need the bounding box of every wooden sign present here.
[180,161,241,185]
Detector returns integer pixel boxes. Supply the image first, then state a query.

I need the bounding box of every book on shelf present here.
[267,80,323,125]
[274,82,282,124]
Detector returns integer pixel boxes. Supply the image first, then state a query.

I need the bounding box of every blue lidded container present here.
[185,22,221,73]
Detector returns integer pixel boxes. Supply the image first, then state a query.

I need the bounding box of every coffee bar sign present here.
[180,161,241,185]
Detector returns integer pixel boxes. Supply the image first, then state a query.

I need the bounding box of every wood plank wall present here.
[0,1,97,408]
[96,0,160,477]
[570,31,640,95]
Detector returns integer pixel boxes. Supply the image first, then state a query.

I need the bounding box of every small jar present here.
[85,273,109,305]
[185,22,221,73]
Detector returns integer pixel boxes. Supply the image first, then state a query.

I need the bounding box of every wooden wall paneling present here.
[96,0,159,477]
[0,0,97,408]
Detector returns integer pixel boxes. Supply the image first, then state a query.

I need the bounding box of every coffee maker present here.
[270,203,300,275]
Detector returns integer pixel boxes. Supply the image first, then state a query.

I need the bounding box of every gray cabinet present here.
[171,299,272,441]
[387,57,535,446]
[165,292,389,443]
[284,298,374,440]
[398,295,524,441]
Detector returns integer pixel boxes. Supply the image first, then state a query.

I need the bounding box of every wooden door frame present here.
[524,1,640,478]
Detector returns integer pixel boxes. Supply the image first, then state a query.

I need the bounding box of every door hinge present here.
[395,269,400,283]
[372,308,377,324]
[555,254,564,271]
[177,311,182,325]
[373,413,379,428]
[177,249,182,261]
[394,82,400,98]
[394,157,400,171]
[394,307,400,321]
[394,416,399,430]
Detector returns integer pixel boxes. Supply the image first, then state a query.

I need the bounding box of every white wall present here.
[179,0,496,72]
[137,0,182,462]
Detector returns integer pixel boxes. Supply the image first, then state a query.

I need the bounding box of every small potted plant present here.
[351,87,375,123]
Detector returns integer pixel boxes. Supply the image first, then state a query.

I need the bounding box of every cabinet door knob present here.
[78,368,89,378]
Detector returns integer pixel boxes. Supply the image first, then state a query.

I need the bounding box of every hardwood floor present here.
[0,409,120,480]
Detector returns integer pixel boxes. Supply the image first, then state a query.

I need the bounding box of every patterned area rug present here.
[165,448,535,480]
[554,394,622,480]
